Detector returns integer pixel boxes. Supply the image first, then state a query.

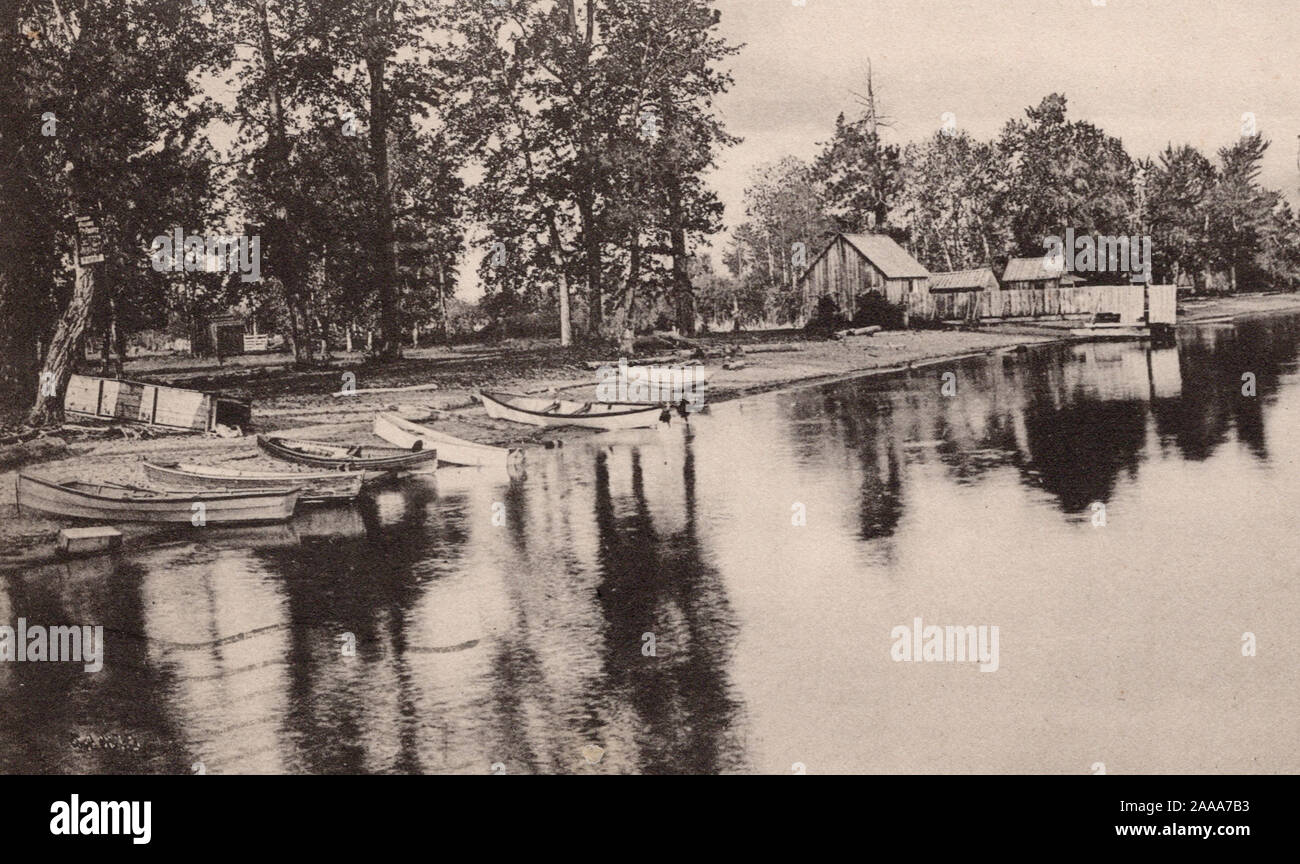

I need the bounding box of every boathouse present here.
[797,233,930,322]
[1002,256,1062,291]
[909,268,998,323]
[985,257,1082,318]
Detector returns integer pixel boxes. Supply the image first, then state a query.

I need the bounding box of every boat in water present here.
[143,461,364,502]
[257,436,438,472]
[15,473,299,524]
[480,391,666,431]
[372,413,522,469]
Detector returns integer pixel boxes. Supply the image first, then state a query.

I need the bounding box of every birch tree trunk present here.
[28,265,95,425]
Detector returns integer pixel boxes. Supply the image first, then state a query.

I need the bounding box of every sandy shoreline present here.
[4,291,1299,566]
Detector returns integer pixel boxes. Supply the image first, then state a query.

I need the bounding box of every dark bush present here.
[803,295,848,336]
[850,292,906,330]
[478,311,561,341]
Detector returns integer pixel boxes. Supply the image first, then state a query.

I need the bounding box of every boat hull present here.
[373,413,520,469]
[257,436,438,472]
[480,392,664,431]
[16,474,299,524]
[143,461,363,502]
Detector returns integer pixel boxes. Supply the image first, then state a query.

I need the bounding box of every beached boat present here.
[593,361,713,405]
[257,435,438,472]
[480,391,665,431]
[143,461,364,503]
[372,413,521,469]
[15,473,299,524]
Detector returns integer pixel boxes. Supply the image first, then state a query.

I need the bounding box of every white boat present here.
[16,473,300,524]
[480,391,665,431]
[595,360,713,405]
[372,413,521,469]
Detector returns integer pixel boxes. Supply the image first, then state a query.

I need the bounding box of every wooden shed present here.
[910,268,998,323]
[1002,256,1063,291]
[194,313,246,357]
[797,233,930,321]
[985,257,1072,318]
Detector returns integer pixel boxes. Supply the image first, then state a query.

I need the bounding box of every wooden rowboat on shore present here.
[372,413,521,469]
[480,391,665,431]
[257,435,437,472]
[143,461,364,503]
[15,473,300,524]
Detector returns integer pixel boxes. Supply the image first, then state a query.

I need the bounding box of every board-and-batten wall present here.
[976,284,1176,324]
[906,290,982,323]
[799,237,915,320]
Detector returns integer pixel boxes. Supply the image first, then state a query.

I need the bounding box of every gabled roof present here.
[1002,256,1062,283]
[929,268,998,292]
[840,234,930,279]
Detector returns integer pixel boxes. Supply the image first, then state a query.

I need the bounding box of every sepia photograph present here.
[0,0,1295,837]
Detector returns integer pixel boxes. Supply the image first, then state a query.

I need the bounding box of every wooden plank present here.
[63,374,102,416]
[58,526,123,555]
[151,388,210,430]
[65,374,223,432]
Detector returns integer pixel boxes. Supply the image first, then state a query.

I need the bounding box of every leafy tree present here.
[725,157,835,324]
[1208,134,1278,292]
[1143,144,1215,286]
[17,0,228,424]
[897,129,1005,272]
[814,67,902,233]
[996,94,1134,256]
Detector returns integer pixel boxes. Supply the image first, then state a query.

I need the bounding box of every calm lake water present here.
[4,314,1299,774]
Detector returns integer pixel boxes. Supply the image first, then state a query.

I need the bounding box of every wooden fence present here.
[909,284,1177,324]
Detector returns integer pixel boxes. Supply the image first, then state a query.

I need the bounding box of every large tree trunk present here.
[546,215,572,346]
[621,232,641,329]
[670,222,693,336]
[29,265,95,426]
[664,171,694,336]
[577,194,601,335]
[367,52,401,361]
[257,0,312,368]
[436,256,451,343]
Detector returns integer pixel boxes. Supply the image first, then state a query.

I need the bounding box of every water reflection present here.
[3,313,1300,773]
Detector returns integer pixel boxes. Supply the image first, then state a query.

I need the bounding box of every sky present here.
[702,0,1300,258]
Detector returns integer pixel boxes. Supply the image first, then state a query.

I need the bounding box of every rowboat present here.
[480,391,665,431]
[594,360,713,405]
[372,413,521,469]
[15,473,299,524]
[143,461,364,503]
[257,435,438,472]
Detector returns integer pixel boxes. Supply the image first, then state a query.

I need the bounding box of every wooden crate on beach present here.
[64,374,251,433]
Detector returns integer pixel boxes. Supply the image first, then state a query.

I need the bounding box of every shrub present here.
[850,292,906,330]
[804,295,849,336]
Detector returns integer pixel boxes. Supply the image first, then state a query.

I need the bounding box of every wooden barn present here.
[797,233,930,321]
[909,268,998,323]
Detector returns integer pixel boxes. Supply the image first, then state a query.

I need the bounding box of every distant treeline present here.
[709,92,1299,328]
